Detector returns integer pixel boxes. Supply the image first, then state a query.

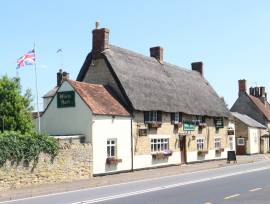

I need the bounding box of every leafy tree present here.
[0,76,33,133]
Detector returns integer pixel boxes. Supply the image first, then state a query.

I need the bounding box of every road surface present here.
[1,160,270,204]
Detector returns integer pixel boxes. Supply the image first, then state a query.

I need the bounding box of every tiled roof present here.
[68,80,130,116]
[232,112,266,129]
[248,95,270,121]
[77,45,230,117]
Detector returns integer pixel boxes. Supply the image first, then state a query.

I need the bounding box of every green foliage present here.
[0,76,33,134]
[0,132,59,171]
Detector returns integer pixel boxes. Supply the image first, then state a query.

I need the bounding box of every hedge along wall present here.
[0,137,92,192]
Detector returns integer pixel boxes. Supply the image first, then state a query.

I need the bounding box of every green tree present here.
[0,76,33,133]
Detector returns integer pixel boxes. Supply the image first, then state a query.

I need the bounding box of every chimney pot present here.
[150,46,163,64]
[249,87,255,96]
[57,69,69,87]
[191,62,203,77]
[238,79,247,96]
[260,86,266,97]
[255,87,260,97]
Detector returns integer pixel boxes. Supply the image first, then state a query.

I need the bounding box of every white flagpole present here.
[34,43,41,133]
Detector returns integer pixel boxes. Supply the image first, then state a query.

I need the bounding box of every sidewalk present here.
[1,154,269,202]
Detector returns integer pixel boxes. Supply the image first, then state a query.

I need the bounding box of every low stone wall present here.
[0,138,92,192]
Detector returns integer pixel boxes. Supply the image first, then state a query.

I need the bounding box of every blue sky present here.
[1,1,270,110]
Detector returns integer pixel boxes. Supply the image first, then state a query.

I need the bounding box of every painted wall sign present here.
[57,91,75,108]
[214,117,224,128]
[183,121,195,131]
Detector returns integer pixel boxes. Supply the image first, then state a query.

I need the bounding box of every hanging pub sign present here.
[183,121,195,131]
[214,117,224,128]
[57,91,75,108]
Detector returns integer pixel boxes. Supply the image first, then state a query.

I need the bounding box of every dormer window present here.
[171,112,183,124]
[144,111,162,127]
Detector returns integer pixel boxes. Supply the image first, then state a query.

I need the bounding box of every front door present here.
[180,136,187,164]
[236,137,246,155]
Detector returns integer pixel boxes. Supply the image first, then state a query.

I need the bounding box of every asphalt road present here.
[1,160,270,204]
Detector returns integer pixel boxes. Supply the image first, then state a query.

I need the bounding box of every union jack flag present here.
[17,49,35,69]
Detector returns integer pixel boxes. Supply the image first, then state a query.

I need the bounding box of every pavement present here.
[0,154,270,203]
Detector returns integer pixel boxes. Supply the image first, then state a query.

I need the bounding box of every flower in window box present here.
[174,122,182,128]
[220,148,225,152]
[148,122,162,128]
[198,123,207,128]
[163,150,173,156]
[197,150,208,156]
[106,157,122,165]
[152,152,165,160]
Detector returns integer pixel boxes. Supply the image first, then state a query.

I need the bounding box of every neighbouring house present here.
[40,79,132,175]
[232,112,267,155]
[76,23,231,168]
[230,79,270,153]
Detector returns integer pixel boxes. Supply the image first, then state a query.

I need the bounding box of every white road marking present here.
[0,160,269,204]
[224,194,240,200]
[204,202,212,204]
[71,166,270,204]
[249,187,262,192]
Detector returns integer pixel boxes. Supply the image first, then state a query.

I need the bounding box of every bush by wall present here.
[0,132,59,171]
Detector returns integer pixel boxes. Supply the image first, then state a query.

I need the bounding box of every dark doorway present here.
[179,136,187,164]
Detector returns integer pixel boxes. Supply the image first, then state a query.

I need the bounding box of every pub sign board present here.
[183,121,195,131]
[214,117,224,128]
[57,91,75,108]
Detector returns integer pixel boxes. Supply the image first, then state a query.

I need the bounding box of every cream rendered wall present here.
[248,127,260,154]
[92,115,132,175]
[40,81,92,143]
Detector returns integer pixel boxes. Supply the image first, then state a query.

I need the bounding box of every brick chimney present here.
[57,69,69,87]
[259,86,267,104]
[92,22,109,58]
[150,46,163,64]
[238,79,246,96]
[191,62,203,77]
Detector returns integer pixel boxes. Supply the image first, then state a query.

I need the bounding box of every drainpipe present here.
[130,118,134,172]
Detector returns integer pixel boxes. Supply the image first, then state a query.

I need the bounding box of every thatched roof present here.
[77,45,230,117]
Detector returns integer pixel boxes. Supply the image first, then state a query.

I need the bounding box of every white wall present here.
[187,149,228,163]
[40,81,92,142]
[248,127,260,154]
[228,121,236,151]
[92,115,132,175]
[133,152,180,170]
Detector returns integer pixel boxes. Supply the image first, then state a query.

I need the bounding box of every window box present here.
[106,157,122,165]
[148,122,162,128]
[174,122,183,128]
[197,150,208,156]
[228,130,235,135]
[198,123,207,128]
[152,150,172,160]
[220,148,225,152]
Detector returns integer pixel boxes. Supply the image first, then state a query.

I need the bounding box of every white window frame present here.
[152,111,158,122]
[151,138,169,153]
[107,139,117,158]
[237,138,245,146]
[174,112,180,123]
[197,138,204,150]
[214,137,221,150]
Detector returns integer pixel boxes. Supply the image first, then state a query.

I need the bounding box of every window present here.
[107,139,117,158]
[171,112,183,124]
[237,138,245,146]
[196,115,206,124]
[151,138,169,152]
[197,138,204,150]
[214,137,221,149]
[144,111,162,123]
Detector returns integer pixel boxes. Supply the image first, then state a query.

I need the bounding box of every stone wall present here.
[133,111,229,155]
[0,138,92,192]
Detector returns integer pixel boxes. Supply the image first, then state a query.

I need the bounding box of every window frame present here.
[237,138,245,146]
[107,139,117,158]
[151,138,169,153]
[214,137,221,150]
[197,138,204,151]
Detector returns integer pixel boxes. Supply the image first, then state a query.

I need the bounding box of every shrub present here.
[0,131,59,171]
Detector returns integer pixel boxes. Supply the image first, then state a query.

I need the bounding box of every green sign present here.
[57,91,75,108]
[183,121,195,131]
[214,117,224,128]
